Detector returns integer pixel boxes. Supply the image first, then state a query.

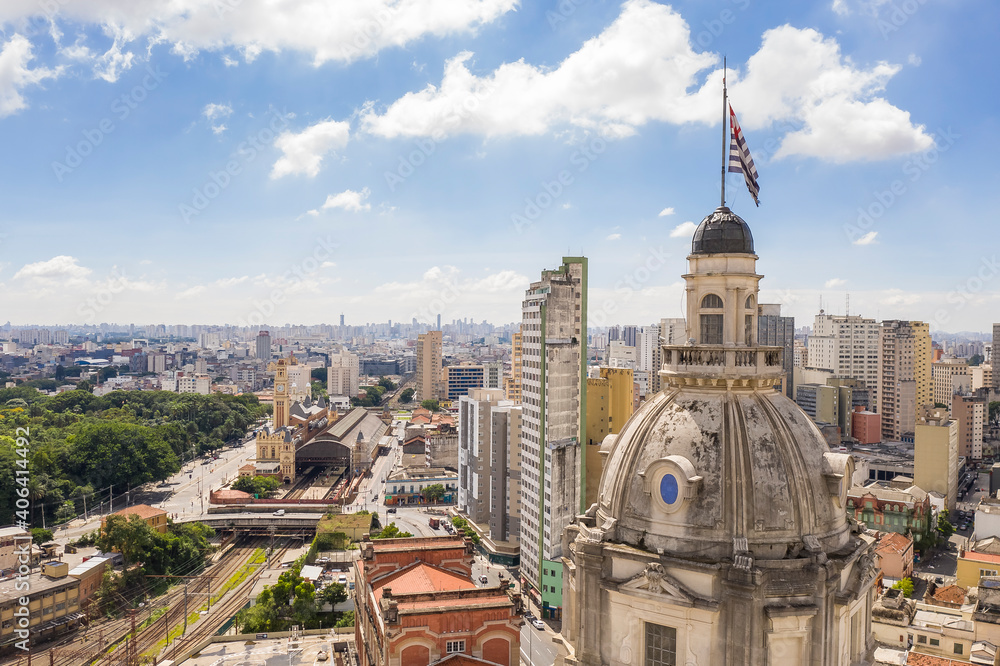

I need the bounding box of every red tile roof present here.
[432,654,504,666]
[110,504,166,520]
[374,562,475,602]
[876,532,913,556]
[933,584,967,605]
[907,653,966,666]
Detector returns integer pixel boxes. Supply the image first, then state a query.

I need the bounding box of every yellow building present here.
[416,330,443,402]
[914,407,959,512]
[912,321,932,411]
[0,565,82,648]
[506,330,523,404]
[103,503,168,534]
[956,544,1000,590]
[585,367,634,506]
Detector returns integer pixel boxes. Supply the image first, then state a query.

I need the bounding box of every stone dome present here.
[691,206,754,255]
[596,386,854,561]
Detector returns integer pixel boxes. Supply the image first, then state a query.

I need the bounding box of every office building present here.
[953,393,986,460]
[877,320,930,442]
[806,312,880,403]
[933,358,970,410]
[795,383,839,425]
[416,330,443,402]
[647,317,686,395]
[443,364,485,401]
[995,324,1000,390]
[585,366,634,506]
[458,388,507,526]
[483,361,503,390]
[758,303,795,398]
[519,256,587,620]
[505,329,523,404]
[255,330,271,360]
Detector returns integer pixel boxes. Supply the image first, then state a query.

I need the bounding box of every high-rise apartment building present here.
[953,393,985,460]
[621,324,638,347]
[416,330,443,402]
[458,389,507,526]
[805,313,880,403]
[994,324,1000,390]
[914,406,959,512]
[519,257,586,620]
[647,317,685,395]
[585,366,634,506]
[878,320,931,442]
[758,303,795,398]
[636,325,659,375]
[328,350,360,398]
[483,361,503,390]
[505,330,523,404]
[932,358,970,410]
[255,330,271,360]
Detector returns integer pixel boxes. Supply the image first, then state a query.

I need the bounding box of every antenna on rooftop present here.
[846,293,850,318]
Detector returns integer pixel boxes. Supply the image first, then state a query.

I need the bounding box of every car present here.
[479,575,489,584]
[273,509,285,516]
[531,618,545,630]
[317,650,329,661]
[338,574,348,585]
[935,577,944,584]
[387,507,397,513]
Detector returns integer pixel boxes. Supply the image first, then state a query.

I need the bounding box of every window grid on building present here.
[645,623,676,666]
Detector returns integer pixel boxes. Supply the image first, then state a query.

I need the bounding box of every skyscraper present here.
[518,256,587,620]
[328,350,360,398]
[505,329,523,404]
[758,303,795,398]
[994,323,1000,390]
[416,330,443,402]
[806,312,880,401]
[878,320,931,441]
[255,330,271,360]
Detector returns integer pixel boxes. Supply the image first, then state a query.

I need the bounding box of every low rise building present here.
[848,483,934,547]
[68,556,110,604]
[103,503,168,534]
[0,564,83,649]
[876,532,914,581]
[354,535,523,666]
[385,467,458,506]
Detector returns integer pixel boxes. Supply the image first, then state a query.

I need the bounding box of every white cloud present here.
[321,188,371,212]
[13,255,91,282]
[0,0,518,67]
[824,278,846,288]
[215,276,249,287]
[606,233,621,241]
[177,285,207,298]
[908,54,922,67]
[831,0,850,15]
[853,231,878,245]
[271,119,350,179]
[92,25,135,82]
[222,55,238,67]
[203,102,233,134]
[658,207,675,217]
[360,0,930,162]
[669,221,698,238]
[372,266,529,324]
[0,35,62,118]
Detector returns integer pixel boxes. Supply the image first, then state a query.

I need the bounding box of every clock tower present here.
[269,359,290,428]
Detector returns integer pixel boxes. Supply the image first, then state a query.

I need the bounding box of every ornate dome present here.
[596,386,854,561]
[691,206,755,255]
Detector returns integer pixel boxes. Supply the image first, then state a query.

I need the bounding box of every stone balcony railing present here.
[660,344,784,389]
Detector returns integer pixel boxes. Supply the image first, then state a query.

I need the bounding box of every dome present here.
[691,206,754,255]
[596,386,854,561]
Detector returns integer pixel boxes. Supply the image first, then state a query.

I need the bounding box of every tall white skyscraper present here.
[806,312,880,403]
[519,256,586,620]
[327,350,360,398]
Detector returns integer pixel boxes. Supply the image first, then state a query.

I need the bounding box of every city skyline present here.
[0,1,997,330]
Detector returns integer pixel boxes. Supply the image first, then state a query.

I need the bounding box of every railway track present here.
[16,537,268,666]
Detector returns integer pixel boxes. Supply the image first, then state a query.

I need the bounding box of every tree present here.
[373,523,413,539]
[399,388,414,403]
[31,528,53,545]
[76,380,93,393]
[421,399,440,412]
[378,377,396,391]
[335,611,355,628]
[970,354,984,367]
[320,582,347,608]
[990,402,1000,428]
[422,484,446,503]
[311,367,328,382]
[97,515,156,565]
[937,511,954,538]
[934,402,947,409]
[232,475,281,498]
[891,577,914,598]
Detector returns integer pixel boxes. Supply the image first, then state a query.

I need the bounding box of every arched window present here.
[699,293,724,344]
[701,294,723,308]
[745,295,754,309]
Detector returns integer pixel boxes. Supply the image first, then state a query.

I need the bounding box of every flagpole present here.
[720,56,727,207]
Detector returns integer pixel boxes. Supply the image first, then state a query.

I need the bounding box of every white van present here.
[273,509,285,516]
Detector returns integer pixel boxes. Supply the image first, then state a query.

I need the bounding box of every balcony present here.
[661,344,784,389]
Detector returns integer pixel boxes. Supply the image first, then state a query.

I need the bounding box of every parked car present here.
[531,618,545,630]
[387,507,397,513]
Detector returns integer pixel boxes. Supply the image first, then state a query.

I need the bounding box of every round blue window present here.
[659,474,679,505]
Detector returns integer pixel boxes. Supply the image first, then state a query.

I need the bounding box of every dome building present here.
[561,207,877,665]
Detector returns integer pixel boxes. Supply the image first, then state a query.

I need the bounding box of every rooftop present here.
[373,561,475,603]
[109,503,167,520]
[0,571,78,605]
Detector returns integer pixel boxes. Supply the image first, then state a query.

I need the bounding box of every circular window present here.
[659,474,679,505]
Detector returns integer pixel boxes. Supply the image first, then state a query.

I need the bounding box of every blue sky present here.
[0,0,996,333]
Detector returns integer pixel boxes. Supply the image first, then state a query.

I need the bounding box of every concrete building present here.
[424,424,459,471]
[852,407,882,445]
[416,330,444,402]
[846,483,934,546]
[933,358,970,411]
[585,366,634,507]
[758,303,795,398]
[636,325,659,376]
[176,372,211,395]
[505,330,522,404]
[458,388,508,526]
[562,207,875,666]
[0,565,83,648]
[483,361,503,390]
[875,532,914,581]
[995,324,1000,390]
[443,364,485,401]
[914,407,960,512]
[878,320,931,442]
[354,535,523,666]
[0,527,30,572]
[488,404,522,549]
[795,382,839,425]
[953,393,986,460]
[255,330,271,360]
[806,312,880,405]
[519,256,587,619]
[384,467,458,505]
[328,350,360,398]
[103,503,168,534]
[605,340,636,368]
[647,317,686,395]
